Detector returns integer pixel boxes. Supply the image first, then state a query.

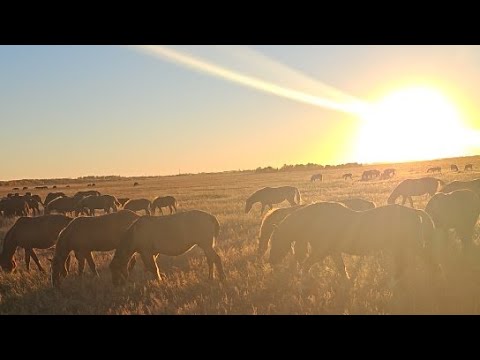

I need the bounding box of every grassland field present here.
[0,156,479,314]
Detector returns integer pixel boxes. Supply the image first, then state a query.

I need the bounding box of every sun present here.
[354,86,471,164]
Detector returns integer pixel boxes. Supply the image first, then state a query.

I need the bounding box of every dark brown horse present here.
[0,215,73,272]
[110,210,224,286]
[465,164,473,171]
[310,174,323,182]
[245,186,301,215]
[425,189,480,250]
[451,164,459,172]
[51,210,140,287]
[439,178,480,196]
[151,196,177,215]
[387,177,444,207]
[427,166,441,173]
[124,198,151,215]
[269,202,437,290]
[77,194,121,216]
[342,173,353,180]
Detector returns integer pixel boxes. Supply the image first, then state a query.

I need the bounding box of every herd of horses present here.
[0,167,479,301]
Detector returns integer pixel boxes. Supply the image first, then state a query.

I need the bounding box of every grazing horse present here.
[245,186,301,215]
[425,189,480,250]
[451,164,459,172]
[258,205,306,256]
[51,210,140,288]
[124,198,151,215]
[310,174,323,182]
[133,182,140,187]
[77,194,121,216]
[257,199,375,257]
[269,202,437,290]
[0,215,73,273]
[387,177,444,207]
[382,168,396,179]
[110,210,225,286]
[439,178,480,196]
[22,186,28,190]
[361,169,380,181]
[0,197,29,217]
[45,196,82,216]
[44,192,66,206]
[342,173,353,180]
[465,164,473,171]
[151,196,178,215]
[427,166,441,173]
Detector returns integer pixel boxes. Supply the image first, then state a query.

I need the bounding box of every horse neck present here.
[53,233,71,265]
[0,229,18,263]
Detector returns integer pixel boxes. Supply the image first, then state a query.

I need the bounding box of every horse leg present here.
[260,203,265,216]
[169,206,173,214]
[85,252,99,277]
[75,252,86,275]
[145,208,151,216]
[408,196,414,208]
[159,207,163,215]
[401,196,407,206]
[301,251,327,274]
[30,249,45,272]
[202,246,226,281]
[25,248,31,272]
[331,253,350,281]
[127,254,137,272]
[66,254,72,272]
[140,253,162,281]
[173,204,177,213]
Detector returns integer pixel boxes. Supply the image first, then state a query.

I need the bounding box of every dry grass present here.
[0,156,479,314]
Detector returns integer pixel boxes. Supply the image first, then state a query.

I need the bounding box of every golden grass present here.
[0,156,479,314]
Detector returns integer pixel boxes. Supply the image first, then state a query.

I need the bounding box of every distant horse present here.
[310,174,323,182]
[245,186,301,215]
[387,177,445,207]
[44,192,67,206]
[361,169,380,181]
[51,210,140,288]
[0,215,73,273]
[383,168,396,178]
[34,186,48,190]
[124,198,151,215]
[465,164,473,171]
[451,164,459,172]
[12,187,19,191]
[45,196,82,216]
[425,189,480,250]
[110,210,225,286]
[133,182,140,187]
[269,202,437,290]
[151,196,177,215]
[77,194,121,216]
[22,186,28,190]
[342,173,353,180]
[427,166,441,173]
[439,178,480,196]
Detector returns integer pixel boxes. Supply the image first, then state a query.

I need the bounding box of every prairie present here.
[0,156,479,314]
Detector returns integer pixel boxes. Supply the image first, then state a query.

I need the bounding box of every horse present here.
[310,174,323,182]
[151,196,177,215]
[257,199,375,257]
[45,196,82,216]
[361,169,380,181]
[387,177,445,208]
[427,166,441,173]
[425,189,480,251]
[451,164,459,172]
[269,202,437,290]
[0,197,29,217]
[124,198,151,215]
[51,210,140,288]
[77,194,121,216]
[133,182,140,187]
[44,192,67,206]
[0,215,73,273]
[109,210,225,286]
[245,186,301,215]
[342,173,353,180]
[465,164,473,171]
[384,168,396,177]
[439,178,480,196]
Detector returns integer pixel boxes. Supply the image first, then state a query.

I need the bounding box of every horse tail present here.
[294,187,302,205]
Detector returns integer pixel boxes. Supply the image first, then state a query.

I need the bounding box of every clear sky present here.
[1,45,479,180]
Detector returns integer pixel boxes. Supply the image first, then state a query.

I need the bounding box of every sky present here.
[1,45,479,180]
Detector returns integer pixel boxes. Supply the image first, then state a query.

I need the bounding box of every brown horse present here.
[451,164,459,172]
[77,194,121,216]
[44,192,67,206]
[0,197,29,217]
[109,210,224,286]
[0,215,73,273]
[425,189,480,250]
[310,174,323,182]
[387,177,444,207]
[151,196,177,215]
[257,205,306,256]
[361,169,380,181]
[269,202,437,289]
[45,196,82,216]
[427,166,441,173]
[245,186,301,215]
[124,198,151,215]
[465,164,473,171]
[383,168,396,177]
[439,178,480,196]
[51,210,140,287]
[342,173,353,180]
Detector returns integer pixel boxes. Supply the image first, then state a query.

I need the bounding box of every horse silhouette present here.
[245,186,301,215]
[387,177,444,207]
[310,174,323,182]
